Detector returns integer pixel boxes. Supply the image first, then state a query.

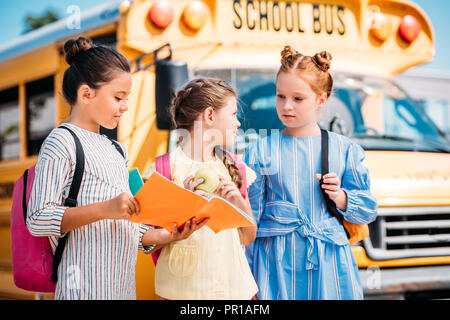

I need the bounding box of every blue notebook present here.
[129,168,144,196]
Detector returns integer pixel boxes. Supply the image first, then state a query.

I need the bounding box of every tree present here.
[22,8,61,34]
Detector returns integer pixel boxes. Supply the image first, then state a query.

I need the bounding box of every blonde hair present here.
[170,78,243,189]
[277,45,334,99]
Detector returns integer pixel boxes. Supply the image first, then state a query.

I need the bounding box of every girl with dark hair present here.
[27,37,205,299]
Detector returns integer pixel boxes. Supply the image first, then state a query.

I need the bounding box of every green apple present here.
[194,167,220,194]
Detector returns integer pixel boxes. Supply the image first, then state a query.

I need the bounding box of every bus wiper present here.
[352,134,450,153]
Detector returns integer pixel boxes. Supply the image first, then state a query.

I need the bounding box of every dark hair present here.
[62,37,131,106]
[170,78,243,189]
[278,45,334,99]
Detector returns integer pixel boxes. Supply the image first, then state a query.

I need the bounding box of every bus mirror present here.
[155,59,189,130]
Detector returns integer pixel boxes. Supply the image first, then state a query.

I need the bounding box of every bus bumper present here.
[359,265,450,299]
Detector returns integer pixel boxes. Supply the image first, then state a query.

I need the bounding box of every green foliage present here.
[23,8,60,34]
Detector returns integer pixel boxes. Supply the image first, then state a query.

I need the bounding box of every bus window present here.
[92,33,117,48]
[195,68,449,154]
[0,86,20,160]
[343,75,449,153]
[318,95,356,136]
[193,69,283,152]
[384,97,437,140]
[26,76,55,156]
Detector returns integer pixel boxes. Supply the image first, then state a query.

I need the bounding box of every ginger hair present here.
[277,45,334,99]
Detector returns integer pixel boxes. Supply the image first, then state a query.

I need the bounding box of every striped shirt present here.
[27,123,152,300]
[243,131,378,300]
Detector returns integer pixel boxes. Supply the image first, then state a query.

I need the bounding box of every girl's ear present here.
[78,84,95,104]
[316,92,328,111]
[202,107,215,126]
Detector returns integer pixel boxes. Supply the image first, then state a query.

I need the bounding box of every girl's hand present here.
[315,173,347,211]
[103,192,140,220]
[144,217,210,247]
[183,175,210,198]
[215,177,246,208]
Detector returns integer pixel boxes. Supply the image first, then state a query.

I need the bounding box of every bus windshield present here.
[194,69,450,153]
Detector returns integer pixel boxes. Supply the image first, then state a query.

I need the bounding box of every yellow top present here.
[143,146,258,300]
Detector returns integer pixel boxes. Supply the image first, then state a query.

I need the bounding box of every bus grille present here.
[363,206,450,260]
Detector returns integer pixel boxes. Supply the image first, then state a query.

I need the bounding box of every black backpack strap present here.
[51,125,85,283]
[61,127,85,207]
[22,169,29,223]
[320,129,350,239]
[108,138,125,159]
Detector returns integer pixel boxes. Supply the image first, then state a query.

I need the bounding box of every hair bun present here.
[63,37,93,65]
[280,45,301,63]
[313,51,332,72]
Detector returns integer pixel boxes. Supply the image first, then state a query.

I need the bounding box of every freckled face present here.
[276,72,322,129]
[89,72,132,129]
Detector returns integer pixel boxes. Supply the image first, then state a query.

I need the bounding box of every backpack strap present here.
[108,138,125,159]
[152,152,171,266]
[319,129,350,239]
[22,169,29,223]
[151,150,248,265]
[155,153,171,181]
[223,150,247,199]
[61,127,85,207]
[51,125,85,283]
[155,150,247,194]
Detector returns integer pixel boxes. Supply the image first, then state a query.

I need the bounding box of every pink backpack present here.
[10,126,125,292]
[151,149,247,265]
[10,165,56,292]
[10,126,85,292]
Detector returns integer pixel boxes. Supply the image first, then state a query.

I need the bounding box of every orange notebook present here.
[130,172,255,233]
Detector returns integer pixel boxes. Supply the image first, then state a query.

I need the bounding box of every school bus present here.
[0,0,449,299]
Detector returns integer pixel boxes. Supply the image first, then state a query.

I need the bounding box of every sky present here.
[0,0,448,73]
[411,0,450,74]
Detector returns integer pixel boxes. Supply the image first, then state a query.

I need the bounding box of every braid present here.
[170,87,193,129]
[170,79,213,130]
[215,147,242,190]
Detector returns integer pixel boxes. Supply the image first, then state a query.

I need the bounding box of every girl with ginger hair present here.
[243,46,377,300]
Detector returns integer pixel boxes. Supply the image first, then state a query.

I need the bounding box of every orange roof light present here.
[148,0,174,29]
[370,12,392,41]
[119,0,132,15]
[182,1,208,31]
[398,15,421,43]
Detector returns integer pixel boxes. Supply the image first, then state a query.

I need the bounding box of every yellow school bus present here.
[0,0,449,299]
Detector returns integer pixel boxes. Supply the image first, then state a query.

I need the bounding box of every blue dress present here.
[242,131,378,300]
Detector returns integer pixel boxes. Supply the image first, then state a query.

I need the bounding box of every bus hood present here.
[364,151,450,206]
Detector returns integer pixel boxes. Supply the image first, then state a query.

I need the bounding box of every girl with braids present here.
[143,78,258,300]
[243,46,377,300]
